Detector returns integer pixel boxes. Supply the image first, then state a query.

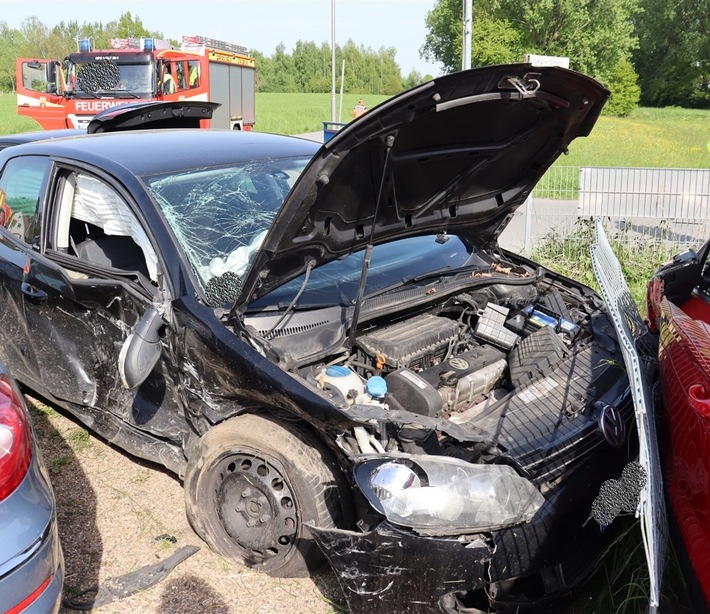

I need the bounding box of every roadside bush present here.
[603,59,642,117]
[530,217,674,314]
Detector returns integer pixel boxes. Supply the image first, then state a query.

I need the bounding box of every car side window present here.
[52,170,159,285]
[0,156,50,244]
[187,61,200,88]
[176,61,187,91]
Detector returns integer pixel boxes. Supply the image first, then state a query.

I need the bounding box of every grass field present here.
[0,92,42,135]
[562,106,710,169]
[2,91,709,169]
[254,92,390,135]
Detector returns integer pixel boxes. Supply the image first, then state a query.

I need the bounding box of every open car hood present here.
[237,64,609,307]
[87,101,219,133]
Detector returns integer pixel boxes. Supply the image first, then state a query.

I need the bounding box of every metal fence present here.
[498,166,710,255]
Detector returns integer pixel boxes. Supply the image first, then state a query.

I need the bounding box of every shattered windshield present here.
[143,157,311,299]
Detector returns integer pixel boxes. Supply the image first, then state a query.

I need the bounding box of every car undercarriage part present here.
[62,545,200,610]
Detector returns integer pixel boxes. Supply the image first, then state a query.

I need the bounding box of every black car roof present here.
[1,130,320,176]
[0,128,84,149]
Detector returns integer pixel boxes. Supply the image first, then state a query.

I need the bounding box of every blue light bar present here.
[79,38,91,53]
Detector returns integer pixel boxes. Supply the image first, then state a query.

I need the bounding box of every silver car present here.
[0,359,63,613]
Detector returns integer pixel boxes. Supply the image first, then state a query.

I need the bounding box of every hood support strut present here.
[347,134,395,348]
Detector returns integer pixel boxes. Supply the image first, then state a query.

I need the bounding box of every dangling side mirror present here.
[118,306,164,389]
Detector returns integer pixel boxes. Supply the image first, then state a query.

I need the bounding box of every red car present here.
[647,241,710,608]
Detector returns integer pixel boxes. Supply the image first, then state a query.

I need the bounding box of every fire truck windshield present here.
[67,57,153,98]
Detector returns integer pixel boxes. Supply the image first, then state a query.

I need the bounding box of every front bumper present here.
[311,465,635,614]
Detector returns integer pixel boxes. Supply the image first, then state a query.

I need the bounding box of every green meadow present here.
[561,106,710,169]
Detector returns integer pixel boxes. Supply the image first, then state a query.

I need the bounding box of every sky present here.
[1,0,442,77]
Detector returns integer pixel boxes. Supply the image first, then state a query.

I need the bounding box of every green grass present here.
[530,217,676,314]
[574,522,694,614]
[66,426,92,453]
[0,90,393,136]
[254,92,390,135]
[0,92,42,134]
[560,106,710,169]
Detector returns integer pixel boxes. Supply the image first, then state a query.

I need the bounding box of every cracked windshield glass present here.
[144,157,310,305]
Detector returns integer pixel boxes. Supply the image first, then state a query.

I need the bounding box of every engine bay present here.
[243,256,630,481]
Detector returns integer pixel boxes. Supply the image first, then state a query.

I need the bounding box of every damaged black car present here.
[0,65,637,613]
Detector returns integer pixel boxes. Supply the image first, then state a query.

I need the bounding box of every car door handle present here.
[21,282,48,303]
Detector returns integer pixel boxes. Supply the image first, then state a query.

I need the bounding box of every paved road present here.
[296,131,324,143]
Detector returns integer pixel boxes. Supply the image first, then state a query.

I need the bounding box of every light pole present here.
[462,0,472,70]
[331,0,337,122]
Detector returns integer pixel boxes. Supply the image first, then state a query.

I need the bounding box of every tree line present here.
[0,12,426,96]
[422,0,709,112]
[253,41,426,95]
[1,3,707,113]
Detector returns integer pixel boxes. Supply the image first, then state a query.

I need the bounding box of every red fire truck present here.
[16,35,256,131]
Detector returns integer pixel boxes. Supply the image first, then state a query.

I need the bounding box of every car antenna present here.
[347,134,395,349]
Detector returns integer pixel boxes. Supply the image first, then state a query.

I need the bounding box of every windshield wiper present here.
[263,260,316,340]
[400,265,453,284]
[361,264,487,303]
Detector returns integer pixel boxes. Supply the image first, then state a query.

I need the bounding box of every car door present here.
[17,59,68,131]
[7,159,184,441]
[0,155,51,386]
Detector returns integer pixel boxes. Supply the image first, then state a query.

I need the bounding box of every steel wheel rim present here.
[213,453,298,565]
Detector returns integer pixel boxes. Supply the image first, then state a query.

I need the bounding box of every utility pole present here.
[462,0,472,70]
[331,0,337,122]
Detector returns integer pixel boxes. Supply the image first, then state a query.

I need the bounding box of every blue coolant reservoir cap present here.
[366,376,387,398]
[326,365,352,377]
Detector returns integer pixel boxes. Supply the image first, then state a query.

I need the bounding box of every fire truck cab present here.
[17,35,255,131]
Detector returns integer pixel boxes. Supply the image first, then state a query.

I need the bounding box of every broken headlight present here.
[354,455,544,534]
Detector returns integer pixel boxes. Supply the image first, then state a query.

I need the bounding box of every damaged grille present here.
[475,344,636,484]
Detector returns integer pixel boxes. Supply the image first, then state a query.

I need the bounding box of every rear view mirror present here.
[46,63,57,92]
[118,306,164,389]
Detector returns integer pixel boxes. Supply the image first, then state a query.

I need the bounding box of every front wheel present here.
[184,413,349,577]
